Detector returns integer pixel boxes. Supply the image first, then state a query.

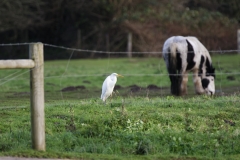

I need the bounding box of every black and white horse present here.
[162,36,215,96]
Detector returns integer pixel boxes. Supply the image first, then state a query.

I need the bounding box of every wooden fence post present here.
[106,33,110,52]
[127,32,132,58]
[238,29,240,54]
[29,43,45,151]
[77,29,81,48]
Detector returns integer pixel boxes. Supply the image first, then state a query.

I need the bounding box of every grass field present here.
[0,54,240,159]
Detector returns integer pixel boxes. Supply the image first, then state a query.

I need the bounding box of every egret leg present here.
[110,94,112,106]
[103,99,106,105]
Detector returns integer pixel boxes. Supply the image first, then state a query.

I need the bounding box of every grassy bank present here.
[0,55,240,159]
[1,95,240,159]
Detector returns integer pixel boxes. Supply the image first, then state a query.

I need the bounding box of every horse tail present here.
[168,43,182,95]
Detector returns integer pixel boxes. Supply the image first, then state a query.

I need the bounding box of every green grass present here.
[1,96,240,159]
[0,55,240,159]
[0,54,239,93]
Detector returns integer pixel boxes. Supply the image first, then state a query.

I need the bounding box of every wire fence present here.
[0,43,240,108]
[1,44,240,159]
[0,42,240,54]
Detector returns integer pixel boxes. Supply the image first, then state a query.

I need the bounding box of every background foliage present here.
[0,0,239,59]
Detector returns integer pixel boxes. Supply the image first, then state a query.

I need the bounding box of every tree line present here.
[0,0,239,59]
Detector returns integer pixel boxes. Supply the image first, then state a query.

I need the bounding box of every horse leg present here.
[193,71,205,94]
[170,73,183,96]
[180,72,188,95]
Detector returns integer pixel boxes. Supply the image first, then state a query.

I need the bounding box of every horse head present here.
[202,67,215,95]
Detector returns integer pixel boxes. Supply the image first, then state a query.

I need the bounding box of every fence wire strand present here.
[0,42,240,54]
[0,42,239,96]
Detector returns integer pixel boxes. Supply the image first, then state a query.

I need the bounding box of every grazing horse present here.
[162,36,215,96]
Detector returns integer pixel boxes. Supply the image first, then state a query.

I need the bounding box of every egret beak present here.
[117,74,124,77]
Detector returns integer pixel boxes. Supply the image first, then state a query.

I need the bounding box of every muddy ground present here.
[1,83,240,108]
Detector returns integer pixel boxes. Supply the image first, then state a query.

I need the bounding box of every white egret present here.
[101,73,123,103]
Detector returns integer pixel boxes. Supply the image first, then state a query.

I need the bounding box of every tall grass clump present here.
[1,94,240,159]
